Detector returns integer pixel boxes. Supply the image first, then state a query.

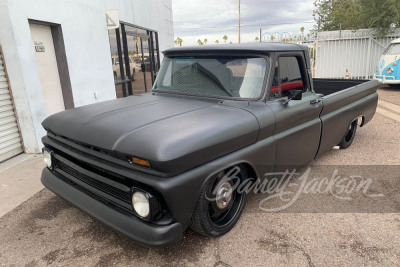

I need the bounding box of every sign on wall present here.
[34,41,45,52]
[106,9,119,30]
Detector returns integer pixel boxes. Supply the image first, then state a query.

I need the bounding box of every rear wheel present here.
[189,165,246,237]
[338,120,358,149]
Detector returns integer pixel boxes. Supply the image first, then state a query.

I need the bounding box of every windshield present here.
[153,57,268,99]
[384,43,400,55]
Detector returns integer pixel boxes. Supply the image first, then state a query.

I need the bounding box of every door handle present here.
[310,99,321,105]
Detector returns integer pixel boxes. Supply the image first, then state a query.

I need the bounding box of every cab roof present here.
[163,42,309,56]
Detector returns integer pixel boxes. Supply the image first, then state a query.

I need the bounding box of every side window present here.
[270,63,279,99]
[279,57,305,97]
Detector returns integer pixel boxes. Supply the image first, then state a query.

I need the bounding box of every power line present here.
[174,20,315,30]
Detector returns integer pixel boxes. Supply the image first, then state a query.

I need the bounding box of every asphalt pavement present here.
[0,86,400,266]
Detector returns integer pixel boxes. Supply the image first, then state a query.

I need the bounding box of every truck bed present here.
[313,78,370,96]
[311,78,379,158]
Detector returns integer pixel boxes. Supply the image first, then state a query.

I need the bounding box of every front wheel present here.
[338,120,358,149]
[189,165,246,237]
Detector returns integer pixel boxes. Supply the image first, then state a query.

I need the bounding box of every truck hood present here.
[42,93,260,175]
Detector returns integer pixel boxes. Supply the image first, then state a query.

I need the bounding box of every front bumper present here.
[374,74,400,84]
[41,168,183,247]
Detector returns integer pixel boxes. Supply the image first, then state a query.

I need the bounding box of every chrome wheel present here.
[215,181,232,209]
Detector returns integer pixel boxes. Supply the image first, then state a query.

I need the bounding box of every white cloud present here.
[172,0,315,45]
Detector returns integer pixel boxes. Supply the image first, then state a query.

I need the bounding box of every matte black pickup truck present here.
[41,43,379,247]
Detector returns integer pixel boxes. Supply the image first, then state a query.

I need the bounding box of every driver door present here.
[267,54,323,172]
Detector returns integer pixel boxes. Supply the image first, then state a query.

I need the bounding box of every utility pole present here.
[238,0,241,43]
[318,18,321,32]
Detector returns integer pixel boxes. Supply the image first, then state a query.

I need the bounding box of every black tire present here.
[338,120,358,149]
[189,165,246,237]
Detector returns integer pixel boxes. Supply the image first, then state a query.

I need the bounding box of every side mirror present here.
[290,89,303,100]
[282,89,302,105]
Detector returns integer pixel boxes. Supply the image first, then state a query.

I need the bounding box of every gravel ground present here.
[378,85,400,105]
[0,91,399,266]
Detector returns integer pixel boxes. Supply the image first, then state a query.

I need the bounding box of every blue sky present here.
[172,0,316,45]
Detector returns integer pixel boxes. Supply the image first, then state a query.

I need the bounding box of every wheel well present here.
[204,162,259,186]
[359,116,365,127]
[240,163,258,181]
[354,116,365,127]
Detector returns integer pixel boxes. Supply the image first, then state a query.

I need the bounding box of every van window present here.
[384,43,400,55]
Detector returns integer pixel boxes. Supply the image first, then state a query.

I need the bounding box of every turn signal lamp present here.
[130,156,151,168]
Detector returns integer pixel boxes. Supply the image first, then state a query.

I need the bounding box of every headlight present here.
[387,67,394,74]
[43,149,52,169]
[132,191,150,218]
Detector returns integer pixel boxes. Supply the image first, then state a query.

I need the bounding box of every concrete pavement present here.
[0,154,44,217]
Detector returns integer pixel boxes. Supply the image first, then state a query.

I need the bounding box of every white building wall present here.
[0,0,174,153]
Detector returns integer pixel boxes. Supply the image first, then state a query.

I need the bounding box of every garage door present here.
[0,51,23,162]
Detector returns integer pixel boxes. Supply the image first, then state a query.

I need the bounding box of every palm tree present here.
[300,26,305,40]
[270,35,275,42]
[255,36,259,42]
[174,39,178,46]
[307,33,311,40]
[204,38,208,45]
[215,40,219,44]
[176,37,183,46]
[197,39,204,45]
[223,35,228,43]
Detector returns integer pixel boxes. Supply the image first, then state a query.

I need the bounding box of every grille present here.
[55,159,131,204]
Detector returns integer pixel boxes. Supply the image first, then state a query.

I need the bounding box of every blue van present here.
[374,38,400,86]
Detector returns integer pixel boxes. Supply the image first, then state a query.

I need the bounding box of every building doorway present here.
[29,23,65,116]
[29,22,74,116]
